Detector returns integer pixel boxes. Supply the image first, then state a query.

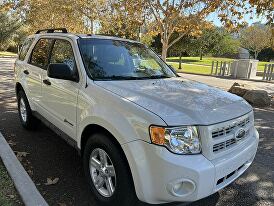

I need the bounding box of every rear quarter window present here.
[18,38,34,61]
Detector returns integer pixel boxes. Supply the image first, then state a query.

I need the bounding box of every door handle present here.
[23,70,29,75]
[43,79,51,86]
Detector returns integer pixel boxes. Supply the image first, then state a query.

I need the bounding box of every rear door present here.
[27,38,53,109]
[15,37,34,95]
[40,38,79,138]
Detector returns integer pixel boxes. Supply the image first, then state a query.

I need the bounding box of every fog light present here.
[167,179,196,197]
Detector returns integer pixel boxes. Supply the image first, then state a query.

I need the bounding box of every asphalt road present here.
[0,57,273,206]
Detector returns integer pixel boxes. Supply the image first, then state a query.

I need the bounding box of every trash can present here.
[230,59,258,79]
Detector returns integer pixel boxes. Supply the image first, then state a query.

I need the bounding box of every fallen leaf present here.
[45,177,59,185]
[7,195,15,199]
[8,140,16,146]
[27,170,33,175]
[16,151,29,157]
[58,203,67,206]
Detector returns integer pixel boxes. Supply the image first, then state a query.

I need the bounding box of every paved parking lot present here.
[0,57,273,206]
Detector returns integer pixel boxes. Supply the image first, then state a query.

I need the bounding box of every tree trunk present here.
[178,51,182,70]
[161,42,168,62]
[199,49,203,60]
[90,19,94,34]
[254,51,258,60]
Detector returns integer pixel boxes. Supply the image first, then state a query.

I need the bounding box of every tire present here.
[83,133,137,206]
[17,90,38,130]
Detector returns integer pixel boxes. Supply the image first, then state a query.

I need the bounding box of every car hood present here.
[95,77,252,125]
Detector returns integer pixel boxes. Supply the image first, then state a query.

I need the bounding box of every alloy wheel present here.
[89,148,116,197]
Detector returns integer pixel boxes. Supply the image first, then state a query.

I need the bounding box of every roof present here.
[32,32,140,44]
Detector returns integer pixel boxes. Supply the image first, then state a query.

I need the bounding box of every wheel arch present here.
[15,82,24,97]
[80,123,137,198]
[80,124,123,157]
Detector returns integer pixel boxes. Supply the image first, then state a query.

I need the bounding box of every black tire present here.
[17,90,38,130]
[83,133,137,206]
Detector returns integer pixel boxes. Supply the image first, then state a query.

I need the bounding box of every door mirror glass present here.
[47,63,77,81]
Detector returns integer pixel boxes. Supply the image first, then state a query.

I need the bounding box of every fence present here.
[262,64,274,81]
[211,61,232,76]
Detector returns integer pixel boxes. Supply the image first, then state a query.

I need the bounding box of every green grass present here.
[169,62,212,74]
[167,56,269,72]
[0,160,21,206]
[0,51,17,57]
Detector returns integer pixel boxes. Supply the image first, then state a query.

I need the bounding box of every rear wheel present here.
[83,133,137,206]
[17,90,38,130]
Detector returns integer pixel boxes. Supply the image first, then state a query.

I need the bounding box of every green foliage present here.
[212,33,240,56]
[140,34,155,47]
[168,27,240,58]
[0,11,22,51]
[257,47,274,62]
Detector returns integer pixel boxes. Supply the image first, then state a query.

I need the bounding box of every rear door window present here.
[18,38,34,61]
[29,38,53,69]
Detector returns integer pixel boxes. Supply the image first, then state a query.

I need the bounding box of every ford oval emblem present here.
[235,128,246,141]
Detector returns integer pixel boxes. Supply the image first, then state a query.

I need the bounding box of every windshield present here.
[78,38,176,80]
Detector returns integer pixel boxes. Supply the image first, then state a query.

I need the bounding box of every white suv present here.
[14,28,259,206]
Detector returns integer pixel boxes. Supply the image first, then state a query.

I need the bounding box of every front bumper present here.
[122,129,259,204]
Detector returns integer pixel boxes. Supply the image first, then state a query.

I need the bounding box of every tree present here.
[98,0,146,39]
[168,26,240,59]
[70,0,106,34]
[0,11,22,50]
[240,25,271,59]
[214,35,240,56]
[17,0,86,33]
[249,0,274,23]
[191,27,222,60]
[147,0,250,61]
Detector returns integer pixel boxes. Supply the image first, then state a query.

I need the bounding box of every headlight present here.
[150,126,201,154]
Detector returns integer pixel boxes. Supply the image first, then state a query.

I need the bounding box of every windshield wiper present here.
[149,75,170,79]
[95,75,170,81]
[96,76,148,80]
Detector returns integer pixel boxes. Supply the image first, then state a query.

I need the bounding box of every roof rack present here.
[35,28,68,34]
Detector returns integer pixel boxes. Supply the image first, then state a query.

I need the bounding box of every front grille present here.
[211,116,251,153]
[213,129,249,153]
[216,163,246,186]
[213,138,236,152]
[212,117,250,138]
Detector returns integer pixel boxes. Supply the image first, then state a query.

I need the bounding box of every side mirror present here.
[48,63,78,81]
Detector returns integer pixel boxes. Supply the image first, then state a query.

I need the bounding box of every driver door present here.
[40,38,79,139]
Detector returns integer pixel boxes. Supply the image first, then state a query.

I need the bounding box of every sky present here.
[207,9,268,27]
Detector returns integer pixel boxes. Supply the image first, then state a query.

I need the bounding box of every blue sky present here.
[207,11,268,27]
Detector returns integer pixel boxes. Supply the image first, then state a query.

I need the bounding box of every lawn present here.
[169,62,212,74]
[0,160,21,206]
[0,51,17,57]
[167,56,269,73]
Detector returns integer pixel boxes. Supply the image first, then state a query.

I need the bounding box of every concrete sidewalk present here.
[179,73,274,95]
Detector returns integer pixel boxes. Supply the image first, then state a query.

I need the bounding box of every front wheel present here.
[83,133,137,206]
[17,90,38,130]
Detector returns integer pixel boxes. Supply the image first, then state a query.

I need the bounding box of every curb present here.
[0,132,48,206]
